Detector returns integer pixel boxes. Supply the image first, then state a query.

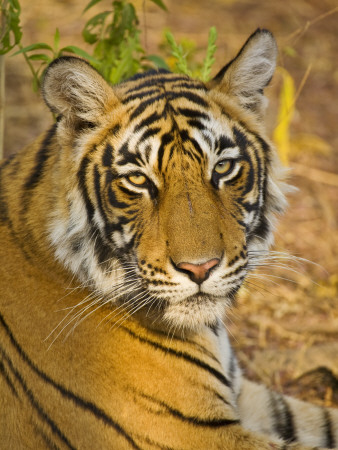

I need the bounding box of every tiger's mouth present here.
[161,292,229,331]
[185,292,220,304]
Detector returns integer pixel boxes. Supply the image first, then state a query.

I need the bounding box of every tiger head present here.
[43,29,287,332]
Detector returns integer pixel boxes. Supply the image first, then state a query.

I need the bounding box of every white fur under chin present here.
[163,296,228,332]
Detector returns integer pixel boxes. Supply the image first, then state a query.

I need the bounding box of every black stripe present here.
[224,262,247,279]
[171,81,206,91]
[279,397,296,443]
[123,89,160,104]
[158,132,174,172]
[108,184,130,209]
[228,253,240,267]
[138,127,161,144]
[179,129,191,143]
[1,348,75,450]
[0,354,19,398]
[33,423,61,450]
[130,91,208,121]
[0,312,141,450]
[233,126,255,196]
[229,213,246,230]
[117,185,143,198]
[143,326,220,364]
[116,142,143,166]
[187,119,205,130]
[228,350,237,384]
[137,392,238,428]
[93,230,114,268]
[208,322,219,336]
[189,137,204,161]
[323,408,335,448]
[77,155,95,222]
[19,124,56,235]
[24,124,57,190]
[130,95,166,121]
[123,69,170,85]
[93,165,107,221]
[124,73,193,95]
[121,326,232,389]
[170,91,208,107]
[218,135,237,152]
[176,107,209,120]
[249,214,270,241]
[102,143,113,168]
[269,392,296,443]
[134,112,163,132]
[138,436,176,450]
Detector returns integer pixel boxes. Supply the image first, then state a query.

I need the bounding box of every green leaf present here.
[201,26,217,82]
[82,11,112,44]
[10,0,21,9]
[54,28,60,52]
[27,53,51,62]
[147,54,169,70]
[0,0,22,55]
[165,31,192,77]
[60,45,100,64]
[149,0,168,11]
[12,42,53,56]
[83,0,103,13]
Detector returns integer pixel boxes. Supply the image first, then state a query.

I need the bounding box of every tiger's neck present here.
[0,126,68,277]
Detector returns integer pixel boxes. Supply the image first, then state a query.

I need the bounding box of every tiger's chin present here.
[162,293,229,333]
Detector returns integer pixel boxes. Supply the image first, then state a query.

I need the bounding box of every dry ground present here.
[3,0,338,406]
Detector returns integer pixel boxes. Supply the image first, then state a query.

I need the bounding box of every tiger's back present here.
[1,29,337,449]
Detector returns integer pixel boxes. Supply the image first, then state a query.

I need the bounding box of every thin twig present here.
[293,62,312,104]
[285,6,338,46]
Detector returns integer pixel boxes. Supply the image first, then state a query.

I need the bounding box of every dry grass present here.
[3,0,338,407]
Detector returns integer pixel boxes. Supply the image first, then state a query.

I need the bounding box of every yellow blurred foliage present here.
[315,275,338,299]
[273,67,296,166]
[290,133,332,156]
[273,66,331,165]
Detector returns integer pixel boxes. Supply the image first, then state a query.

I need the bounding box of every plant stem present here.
[19,44,40,89]
[0,54,5,160]
[0,0,8,160]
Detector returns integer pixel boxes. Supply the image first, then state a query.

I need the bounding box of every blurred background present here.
[3,0,338,406]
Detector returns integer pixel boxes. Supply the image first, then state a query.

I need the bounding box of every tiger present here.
[0,28,337,449]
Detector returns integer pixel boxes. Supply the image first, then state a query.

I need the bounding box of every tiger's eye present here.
[127,173,147,186]
[214,160,234,175]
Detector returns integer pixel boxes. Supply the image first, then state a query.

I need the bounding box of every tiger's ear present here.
[207,29,277,117]
[42,56,116,125]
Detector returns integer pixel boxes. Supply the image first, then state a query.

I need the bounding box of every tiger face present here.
[44,29,286,331]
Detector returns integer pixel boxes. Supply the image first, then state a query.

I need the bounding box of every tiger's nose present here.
[176,258,220,285]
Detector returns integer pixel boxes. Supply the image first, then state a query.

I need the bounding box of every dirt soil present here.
[3,0,338,407]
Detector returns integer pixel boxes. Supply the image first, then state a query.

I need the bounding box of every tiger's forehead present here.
[116,69,208,106]
[112,70,240,172]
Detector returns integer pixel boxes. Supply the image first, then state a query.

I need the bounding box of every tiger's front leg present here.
[237,377,338,448]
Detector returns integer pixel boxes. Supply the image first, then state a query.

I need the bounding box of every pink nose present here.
[177,258,220,284]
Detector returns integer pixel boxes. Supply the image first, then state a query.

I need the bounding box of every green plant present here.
[13,0,169,91]
[13,28,98,91]
[82,0,168,84]
[0,0,219,159]
[165,26,217,82]
[0,0,22,55]
[0,0,23,159]
[11,1,218,92]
